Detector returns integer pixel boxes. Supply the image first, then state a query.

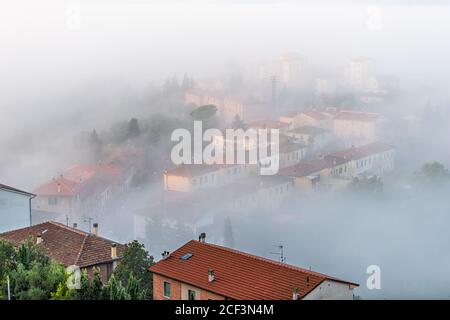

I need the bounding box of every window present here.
[106,262,114,279]
[192,178,197,186]
[164,282,171,298]
[188,289,196,300]
[48,197,57,206]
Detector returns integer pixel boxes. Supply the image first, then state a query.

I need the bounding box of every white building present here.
[0,184,35,233]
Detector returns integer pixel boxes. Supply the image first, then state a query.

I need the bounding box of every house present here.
[279,158,329,190]
[280,142,395,190]
[32,163,122,219]
[286,125,332,150]
[0,221,124,282]
[247,119,291,135]
[293,110,334,130]
[333,110,380,147]
[0,184,35,233]
[278,138,307,168]
[149,237,358,300]
[327,141,395,177]
[163,164,250,193]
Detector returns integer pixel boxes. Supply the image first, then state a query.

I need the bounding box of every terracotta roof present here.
[0,184,34,196]
[334,111,380,122]
[150,240,358,300]
[0,221,124,268]
[164,164,221,178]
[288,126,328,135]
[329,142,394,161]
[279,159,327,178]
[301,111,331,121]
[34,177,81,197]
[248,120,290,129]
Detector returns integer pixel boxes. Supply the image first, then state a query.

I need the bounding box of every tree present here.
[113,240,154,299]
[103,274,130,300]
[231,114,246,130]
[127,118,141,140]
[416,161,450,186]
[1,238,66,300]
[51,272,73,300]
[88,129,103,160]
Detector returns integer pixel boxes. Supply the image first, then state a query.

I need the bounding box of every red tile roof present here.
[248,120,290,129]
[279,159,327,178]
[34,177,81,196]
[0,221,124,267]
[150,240,358,300]
[334,111,380,122]
[164,164,220,178]
[0,184,34,196]
[301,110,331,121]
[64,164,121,183]
[329,142,394,161]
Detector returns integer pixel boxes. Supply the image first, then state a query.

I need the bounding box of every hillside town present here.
[1,1,450,304]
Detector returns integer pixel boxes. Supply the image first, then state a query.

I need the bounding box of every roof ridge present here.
[48,221,89,236]
[74,234,88,265]
[188,240,336,280]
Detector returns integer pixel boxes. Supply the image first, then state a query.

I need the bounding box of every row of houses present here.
[0,220,359,300]
[279,109,381,148]
[31,146,142,225]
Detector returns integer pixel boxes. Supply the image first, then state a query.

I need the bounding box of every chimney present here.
[198,233,206,243]
[92,223,98,236]
[293,287,300,300]
[111,243,117,259]
[208,269,215,282]
[161,251,170,260]
[36,234,43,245]
[72,223,78,229]
[57,183,62,193]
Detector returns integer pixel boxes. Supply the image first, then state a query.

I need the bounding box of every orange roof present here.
[301,110,331,121]
[279,159,327,178]
[150,240,358,300]
[329,142,394,160]
[334,111,380,122]
[34,177,80,196]
[64,164,121,183]
[0,221,124,268]
[248,120,290,129]
[165,164,221,178]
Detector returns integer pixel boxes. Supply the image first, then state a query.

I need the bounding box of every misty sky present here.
[1,0,450,299]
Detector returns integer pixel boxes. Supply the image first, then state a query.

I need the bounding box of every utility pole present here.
[270,75,278,110]
[7,275,11,300]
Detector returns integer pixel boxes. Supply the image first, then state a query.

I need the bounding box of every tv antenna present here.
[84,217,93,233]
[270,243,286,263]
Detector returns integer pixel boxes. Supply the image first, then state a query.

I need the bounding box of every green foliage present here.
[113,240,154,299]
[127,118,141,139]
[415,161,450,186]
[231,114,246,130]
[71,268,104,300]
[0,239,65,300]
[103,274,130,300]
[51,272,73,300]
[87,129,103,161]
[190,104,218,121]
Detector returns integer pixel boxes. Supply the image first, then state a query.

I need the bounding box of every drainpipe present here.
[29,194,36,226]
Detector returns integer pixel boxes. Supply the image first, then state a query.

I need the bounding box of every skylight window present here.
[180,253,193,260]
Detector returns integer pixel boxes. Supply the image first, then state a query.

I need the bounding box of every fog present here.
[1,0,450,299]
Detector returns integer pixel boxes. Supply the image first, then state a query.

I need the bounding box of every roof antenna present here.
[83,217,93,233]
[270,243,286,263]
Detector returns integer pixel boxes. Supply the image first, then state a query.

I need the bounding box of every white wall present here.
[0,189,31,233]
[303,280,355,300]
